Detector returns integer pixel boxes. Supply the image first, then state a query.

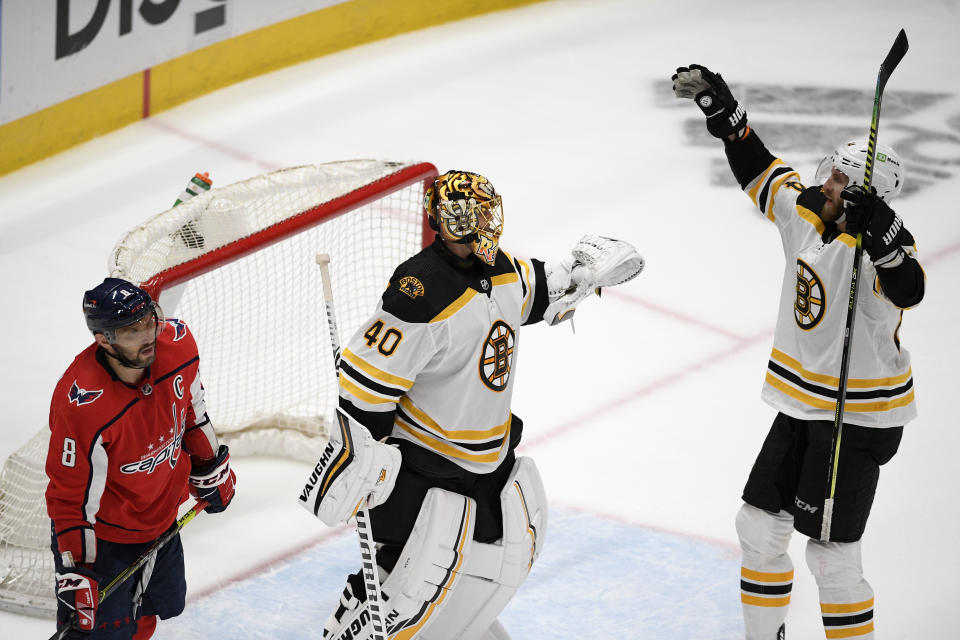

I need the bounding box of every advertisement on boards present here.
[0,0,349,125]
[0,0,4,107]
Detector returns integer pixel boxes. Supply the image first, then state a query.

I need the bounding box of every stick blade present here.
[879,29,909,89]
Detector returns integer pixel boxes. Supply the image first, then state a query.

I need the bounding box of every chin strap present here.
[102,345,151,370]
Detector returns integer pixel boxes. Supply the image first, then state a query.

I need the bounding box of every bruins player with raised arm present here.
[672,65,924,640]
[298,170,644,640]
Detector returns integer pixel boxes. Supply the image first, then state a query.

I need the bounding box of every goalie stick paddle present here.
[51,500,209,640]
[820,29,908,543]
[316,253,389,640]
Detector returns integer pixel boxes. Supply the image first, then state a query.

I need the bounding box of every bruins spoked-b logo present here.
[479,320,515,392]
[795,259,825,330]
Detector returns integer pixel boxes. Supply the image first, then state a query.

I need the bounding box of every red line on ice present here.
[556,501,740,555]
[518,326,771,452]
[145,118,282,173]
[603,288,751,343]
[187,525,351,603]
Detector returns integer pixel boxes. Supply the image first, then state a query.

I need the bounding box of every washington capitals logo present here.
[119,403,186,475]
[167,318,188,341]
[68,381,103,406]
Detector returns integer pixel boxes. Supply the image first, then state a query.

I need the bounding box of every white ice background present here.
[1,0,959,637]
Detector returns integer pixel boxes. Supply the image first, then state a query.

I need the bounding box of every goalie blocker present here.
[298,409,401,526]
[321,457,547,640]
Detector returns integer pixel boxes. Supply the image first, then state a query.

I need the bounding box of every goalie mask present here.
[814,138,904,201]
[424,170,504,265]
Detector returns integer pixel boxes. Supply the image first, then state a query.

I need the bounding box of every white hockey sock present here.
[736,504,794,639]
[740,562,793,639]
[806,540,875,639]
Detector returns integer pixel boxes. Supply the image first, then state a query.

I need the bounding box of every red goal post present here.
[0,160,437,617]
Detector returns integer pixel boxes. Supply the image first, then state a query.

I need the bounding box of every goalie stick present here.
[316,253,389,640]
[50,500,209,640]
[820,29,909,542]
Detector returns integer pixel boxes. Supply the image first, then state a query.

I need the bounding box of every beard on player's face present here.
[820,168,850,225]
[104,335,157,369]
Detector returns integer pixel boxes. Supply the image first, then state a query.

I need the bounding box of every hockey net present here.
[0,160,436,617]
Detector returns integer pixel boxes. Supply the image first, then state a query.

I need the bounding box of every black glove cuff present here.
[706,100,747,138]
[191,444,229,475]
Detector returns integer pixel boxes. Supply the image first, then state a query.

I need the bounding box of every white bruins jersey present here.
[338,242,546,474]
[746,158,919,428]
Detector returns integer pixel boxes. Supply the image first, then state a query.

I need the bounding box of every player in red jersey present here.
[46,278,236,639]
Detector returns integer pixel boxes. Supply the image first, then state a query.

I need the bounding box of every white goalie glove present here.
[297,408,401,526]
[543,234,645,325]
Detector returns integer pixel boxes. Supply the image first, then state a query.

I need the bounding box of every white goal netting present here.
[0,160,435,617]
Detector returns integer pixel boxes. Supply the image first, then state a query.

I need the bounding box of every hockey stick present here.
[51,500,209,640]
[316,253,389,640]
[820,29,908,542]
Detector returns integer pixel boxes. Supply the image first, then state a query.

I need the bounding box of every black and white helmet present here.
[814,138,904,201]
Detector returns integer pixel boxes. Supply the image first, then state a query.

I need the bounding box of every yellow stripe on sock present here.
[825,622,874,638]
[821,598,874,614]
[741,594,791,608]
[741,567,794,583]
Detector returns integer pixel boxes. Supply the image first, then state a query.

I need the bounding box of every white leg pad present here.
[382,488,476,638]
[323,488,475,640]
[478,619,511,640]
[416,456,547,640]
[323,458,547,640]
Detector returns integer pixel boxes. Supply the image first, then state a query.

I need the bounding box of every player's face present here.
[110,313,160,367]
[820,168,850,224]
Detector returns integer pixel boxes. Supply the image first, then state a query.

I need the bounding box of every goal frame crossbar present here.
[139,162,436,299]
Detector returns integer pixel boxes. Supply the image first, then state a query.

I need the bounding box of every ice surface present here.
[2,0,958,637]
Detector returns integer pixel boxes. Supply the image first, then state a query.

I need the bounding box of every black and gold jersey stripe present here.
[394,397,511,464]
[339,348,413,407]
[766,349,915,414]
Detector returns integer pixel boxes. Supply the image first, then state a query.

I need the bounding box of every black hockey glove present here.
[672,64,747,139]
[842,187,910,265]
